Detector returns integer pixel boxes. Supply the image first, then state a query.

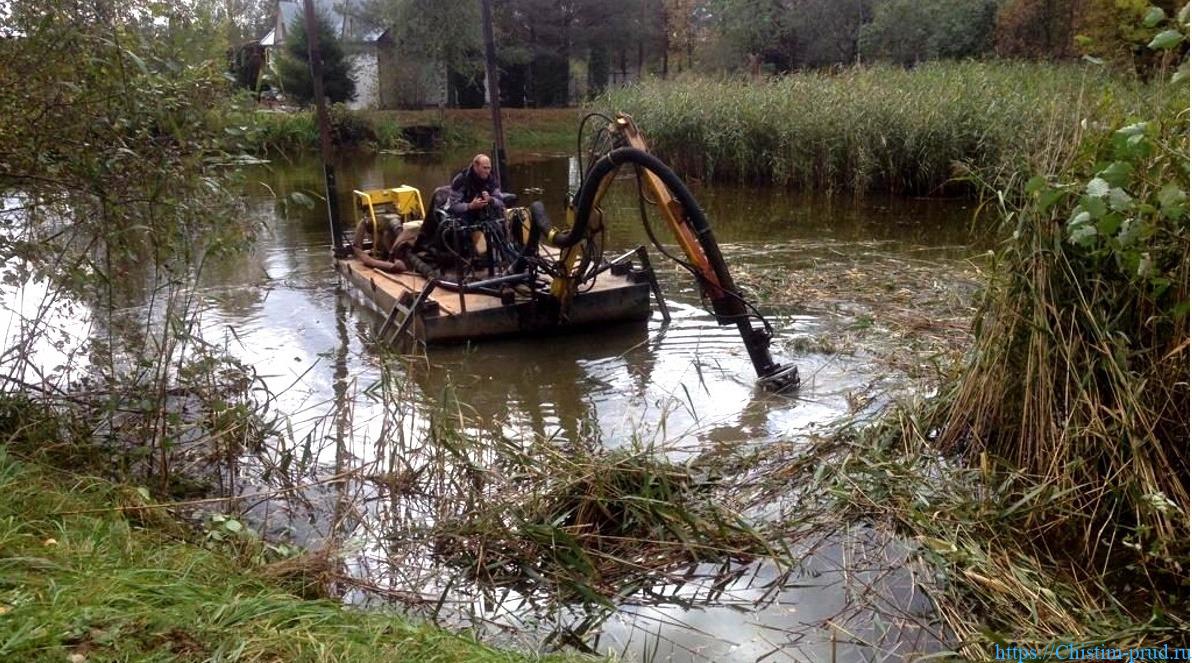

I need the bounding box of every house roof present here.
[270,0,385,46]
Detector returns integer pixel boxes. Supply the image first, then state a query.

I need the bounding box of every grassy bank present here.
[220,104,407,157]
[0,448,582,662]
[369,108,580,153]
[222,106,580,157]
[601,61,1156,194]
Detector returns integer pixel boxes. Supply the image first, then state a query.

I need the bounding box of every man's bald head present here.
[471,154,493,180]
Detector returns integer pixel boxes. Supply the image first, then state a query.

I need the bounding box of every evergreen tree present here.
[277,12,356,105]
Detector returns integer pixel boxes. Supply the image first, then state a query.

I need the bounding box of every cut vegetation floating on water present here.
[0,0,1189,661]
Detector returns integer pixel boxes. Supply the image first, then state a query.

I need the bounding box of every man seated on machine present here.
[426,153,515,273]
[404,154,521,279]
[447,153,506,222]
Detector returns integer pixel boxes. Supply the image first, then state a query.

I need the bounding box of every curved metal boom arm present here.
[541,114,799,392]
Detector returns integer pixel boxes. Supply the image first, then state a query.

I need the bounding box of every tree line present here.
[218,0,1184,107]
[352,0,1184,107]
[713,0,1183,70]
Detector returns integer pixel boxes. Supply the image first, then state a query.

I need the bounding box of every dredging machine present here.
[335,113,800,393]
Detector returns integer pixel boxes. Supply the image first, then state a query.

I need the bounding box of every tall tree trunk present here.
[637,0,645,78]
[561,3,572,104]
[528,22,537,107]
[686,27,693,70]
[1065,0,1078,58]
[660,9,669,78]
[224,0,237,46]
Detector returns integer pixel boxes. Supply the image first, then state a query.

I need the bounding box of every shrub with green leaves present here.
[765,6,1188,653]
[0,2,266,490]
[930,3,1188,642]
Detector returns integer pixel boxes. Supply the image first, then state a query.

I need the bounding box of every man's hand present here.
[469,191,494,210]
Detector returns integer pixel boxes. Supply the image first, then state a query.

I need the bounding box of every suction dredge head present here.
[758,363,800,393]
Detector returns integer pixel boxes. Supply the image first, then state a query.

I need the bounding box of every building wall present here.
[348,48,379,110]
[378,45,447,109]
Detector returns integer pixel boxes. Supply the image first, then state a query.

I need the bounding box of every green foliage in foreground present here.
[0,1,253,290]
[936,5,1188,609]
[602,61,1156,194]
[0,449,579,662]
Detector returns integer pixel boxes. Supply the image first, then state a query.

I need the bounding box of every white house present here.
[260,0,386,110]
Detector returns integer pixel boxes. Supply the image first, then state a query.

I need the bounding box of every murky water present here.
[1,148,983,660]
[146,151,983,661]
[226,151,980,435]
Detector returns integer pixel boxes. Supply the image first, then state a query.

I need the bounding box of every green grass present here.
[217,107,581,157]
[0,448,585,662]
[367,108,581,153]
[600,61,1157,194]
[218,106,409,157]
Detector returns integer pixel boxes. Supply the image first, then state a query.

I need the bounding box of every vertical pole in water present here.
[480,0,508,188]
[303,0,344,256]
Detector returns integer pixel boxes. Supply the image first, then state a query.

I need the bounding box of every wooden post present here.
[479,0,508,188]
[302,0,345,255]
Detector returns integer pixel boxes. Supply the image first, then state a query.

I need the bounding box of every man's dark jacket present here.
[447,167,505,219]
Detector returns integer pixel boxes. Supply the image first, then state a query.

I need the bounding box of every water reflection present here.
[592,530,946,662]
[252,151,982,253]
[408,320,650,445]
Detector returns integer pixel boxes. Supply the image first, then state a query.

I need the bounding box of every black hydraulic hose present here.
[410,269,531,295]
[546,147,790,380]
[576,112,615,181]
[633,166,774,337]
[506,203,550,274]
[407,251,442,281]
[549,147,739,309]
[529,201,553,236]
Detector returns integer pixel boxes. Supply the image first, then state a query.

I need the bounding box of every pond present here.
[197,149,985,661]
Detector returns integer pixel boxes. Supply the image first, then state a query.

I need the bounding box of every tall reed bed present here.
[602,61,1153,194]
[938,74,1188,590]
[761,31,1189,655]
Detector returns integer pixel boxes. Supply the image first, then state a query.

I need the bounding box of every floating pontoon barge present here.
[335,256,657,345]
[335,187,663,345]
